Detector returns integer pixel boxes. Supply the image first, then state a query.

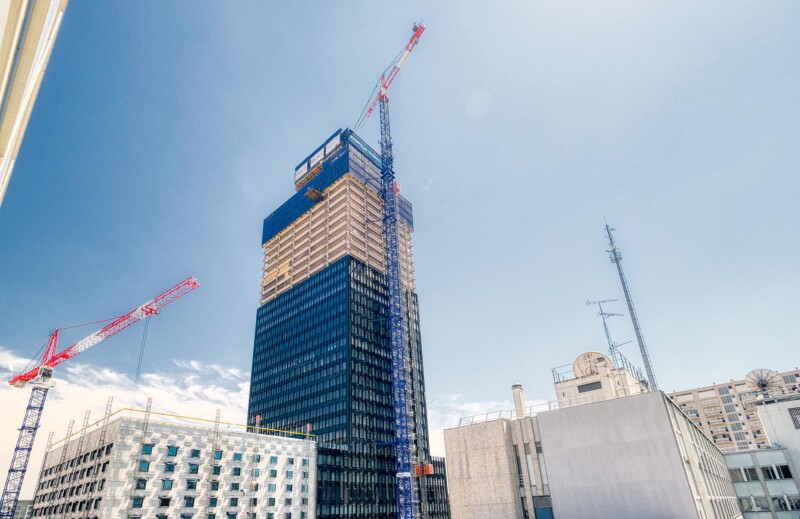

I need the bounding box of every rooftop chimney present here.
[512,383,527,418]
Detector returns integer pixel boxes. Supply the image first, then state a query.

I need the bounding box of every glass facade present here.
[250,256,449,518]
[250,131,449,518]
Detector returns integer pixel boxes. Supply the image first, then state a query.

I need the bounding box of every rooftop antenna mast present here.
[605,223,659,390]
[586,299,626,367]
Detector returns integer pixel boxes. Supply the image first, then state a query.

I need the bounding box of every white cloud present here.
[0,348,250,500]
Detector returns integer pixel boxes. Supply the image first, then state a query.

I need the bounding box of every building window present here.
[142,444,154,455]
[231,483,240,491]
[268,484,276,493]
[287,457,294,465]
[207,515,216,519]
[184,496,195,508]
[191,449,201,458]
[778,465,793,479]
[789,407,800,429]
[269,469,277,478]
[301,458,308,466]
[189,464,199,474]
[232,467,241,476]
[284,498,292,506]
[577,381,603,393]
[285,484,293,492]
[226,514,237,519]
[268,498,276,506]
[162,479,173,490]
[167,446,179,457]
[211,480,220,491]
[267,514,274,519]
[138,461,150,473]
[286,470,293,479]
[132,497,144,508]
[180,514,193,519]
[229,497,239,507]
[165,463,175,473]
[253,454,261,462]
[187,479,198,490]
[159,497,171,507]
[251,468,260,477]
[233,453,243,461]
[270,456,278,465]
[157,515,168,519]
[213,465,221,475]
[214,449,223,460]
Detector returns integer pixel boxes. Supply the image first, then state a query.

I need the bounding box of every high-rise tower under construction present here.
[248,129,449,518]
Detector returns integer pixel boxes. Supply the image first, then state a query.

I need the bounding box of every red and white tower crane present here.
[0,277,200,519]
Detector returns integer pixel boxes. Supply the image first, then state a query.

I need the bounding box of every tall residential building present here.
[668,369,800,453]
[0,0,68,207]
[248,129,449,519]
[29,412,316,518]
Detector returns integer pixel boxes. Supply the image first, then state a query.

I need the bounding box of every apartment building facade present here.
[668,369,800,453]
[30,414,316,519]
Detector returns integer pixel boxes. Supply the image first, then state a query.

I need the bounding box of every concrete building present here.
[445,384,741,519]
[551,350,647,408]
[12,499,32,519]
[668,369,800,453]
[725,448,799,518]
[248,129,449,518]
[0,0,68,207]
[757,395,800,469]
[30,411,317,518]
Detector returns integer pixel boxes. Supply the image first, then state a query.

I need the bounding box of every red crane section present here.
[9,277,200,387]
[354,23,425,132]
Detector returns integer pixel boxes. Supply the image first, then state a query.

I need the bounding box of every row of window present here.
[141,446,296,466]
[132,512,302,519]
[739,495,800,512]
[135,478,308,491]
[132,495,307,508]
[138,461,306,478]
[729,464,792,482]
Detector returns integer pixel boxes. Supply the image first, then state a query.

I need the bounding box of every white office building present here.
[30,413,317,519]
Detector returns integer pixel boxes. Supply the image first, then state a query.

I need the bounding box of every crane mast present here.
[356,22,424,519]
[0,277,199,519]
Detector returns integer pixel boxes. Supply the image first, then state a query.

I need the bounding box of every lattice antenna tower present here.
[605,223,658,390]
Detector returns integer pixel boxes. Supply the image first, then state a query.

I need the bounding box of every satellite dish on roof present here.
[745,369,782,393]
[572,351,613,378]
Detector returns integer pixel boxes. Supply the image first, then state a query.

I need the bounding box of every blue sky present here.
[1,2,799,467]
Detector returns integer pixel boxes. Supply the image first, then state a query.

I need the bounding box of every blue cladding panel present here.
[262,130,413,245]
